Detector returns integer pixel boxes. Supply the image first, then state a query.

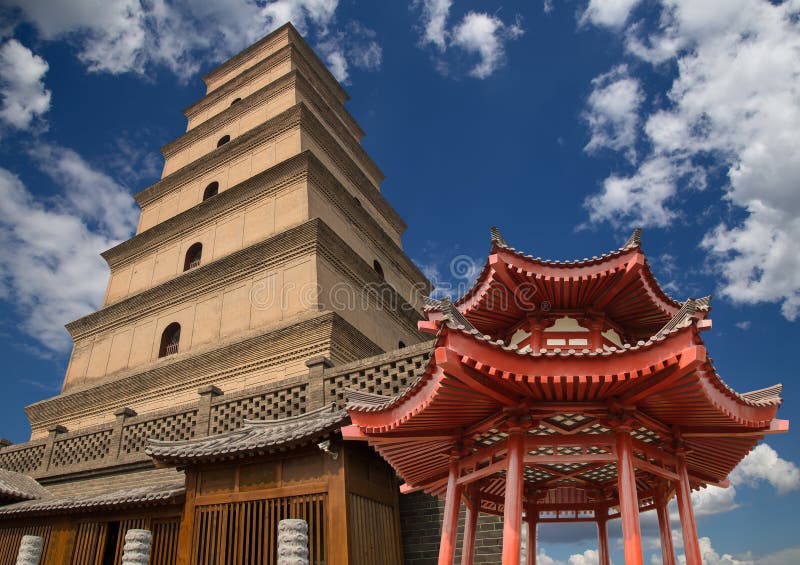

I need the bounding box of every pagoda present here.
[343,228,788,565]
[0,23,431,564]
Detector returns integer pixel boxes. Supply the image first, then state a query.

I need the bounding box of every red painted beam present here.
[438,348,521,406]
[680,419,789,437]
[593,253,645,310]
[620,345,706,404]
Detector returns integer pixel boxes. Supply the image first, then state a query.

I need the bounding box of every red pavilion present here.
[343,228,788,565]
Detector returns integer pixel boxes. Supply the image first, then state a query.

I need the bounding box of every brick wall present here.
[400,491,444,564]
[399,491,504,564]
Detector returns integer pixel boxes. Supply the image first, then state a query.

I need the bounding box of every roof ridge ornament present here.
[652,295,713,340]
[423,296,444,311]
[622,227,642,250]
[490,226,508,248]
[440,297,479,333]
[243,401,338,427]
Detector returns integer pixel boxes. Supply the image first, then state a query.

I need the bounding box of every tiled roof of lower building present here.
[0,481,184,517]
[147,402,348,465]
[0,469,51,503]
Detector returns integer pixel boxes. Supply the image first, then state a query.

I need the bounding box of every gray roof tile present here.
[147,403,348,464]
[0,469,51,502]
[0,481,183,517]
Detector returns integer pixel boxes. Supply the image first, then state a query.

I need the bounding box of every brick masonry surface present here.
[399,491,503,564]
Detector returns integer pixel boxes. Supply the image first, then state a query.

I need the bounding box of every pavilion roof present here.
[345,299,785,499]
[425,228,691,339]
[147,403,347,465]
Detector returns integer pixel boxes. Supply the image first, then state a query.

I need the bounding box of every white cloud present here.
[451,12,524,79]
[755,546,800,565]
[735,320,751,330]
[688,484,739,517]
[415,0,452,51]
[316,21,383,83]
[536,548,603,565]
[5,0,378,84]
[678,537,752,565]
[413,2,523,79]
[323,49,348,83]
[663,537,800,565]
[583,64,643,162]
[580,0,640,28]
[581,0,800,319]
[0,39,50,130]
[0,147,137,351]
[729,443,800,495]
[585,155,705,227]
[30,145,138,240]
[568,550,602,565]
[261,0,338,32]
[544,0,555,15]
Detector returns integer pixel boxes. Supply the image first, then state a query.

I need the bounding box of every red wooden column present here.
[596,506,610,565]
[525,509,537,565]
[529,320,545,353]
[439,458,463,565]
[502,429,525,565]
[655,489,676,565]
[588,318,604,351]
[461,488,480,565]
[615,429,644,565]
[676,451,702,565]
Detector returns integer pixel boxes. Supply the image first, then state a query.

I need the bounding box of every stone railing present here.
[0,342,433,479]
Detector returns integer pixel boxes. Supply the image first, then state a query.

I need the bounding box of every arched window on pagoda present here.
[203,181,219,201]
[398,340,406,349]
[159,323,181,358]
[230,97,242,106]
[184,243,202,272]
[217,135,230,147]
[373,260,384,279]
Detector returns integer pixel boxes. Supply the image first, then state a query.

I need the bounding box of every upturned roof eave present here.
[146,403,348,466]
[430,229,685,331]
[348,321,783,434]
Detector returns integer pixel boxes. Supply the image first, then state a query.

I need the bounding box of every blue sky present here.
[0,1,798,563]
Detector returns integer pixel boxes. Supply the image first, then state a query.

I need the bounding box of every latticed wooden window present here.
[159,322,181,358]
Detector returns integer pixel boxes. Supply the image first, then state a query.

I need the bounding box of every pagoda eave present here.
[443,237,684,337]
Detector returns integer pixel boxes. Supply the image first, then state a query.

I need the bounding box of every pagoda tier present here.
[344,233,788,565]
[425,228,687,342]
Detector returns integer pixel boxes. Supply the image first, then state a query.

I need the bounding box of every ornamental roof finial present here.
[423,296,444,311]
[652,295,713,340]
[440,297,478,332]
[490,226,508,248]
[623,227,642,250]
